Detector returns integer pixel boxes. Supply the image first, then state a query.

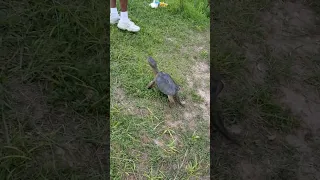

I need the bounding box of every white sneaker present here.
[110,13,120,24]
[117,20,140,32]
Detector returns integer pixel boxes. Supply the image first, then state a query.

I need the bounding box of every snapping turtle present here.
[147,57,184,107]
[211,69,241,146]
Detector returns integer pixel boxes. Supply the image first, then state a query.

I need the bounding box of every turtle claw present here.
[147,80,156,89]
[167,95,175,108]
[173,95,184,107]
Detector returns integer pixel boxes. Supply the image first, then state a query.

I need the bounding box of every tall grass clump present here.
[166,0,209,27]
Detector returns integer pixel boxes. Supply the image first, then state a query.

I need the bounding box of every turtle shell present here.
[155,72,179,96]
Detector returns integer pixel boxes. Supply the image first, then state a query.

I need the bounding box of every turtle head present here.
[148,57,159,75]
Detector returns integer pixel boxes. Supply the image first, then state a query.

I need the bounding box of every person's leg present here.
[110,0,120,24]
[110,0,116,8]
[117,0,140,32]
[119,0,128,12]
[118,0,129,22]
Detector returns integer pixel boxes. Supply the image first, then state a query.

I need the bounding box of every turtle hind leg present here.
[167,95,175,108]
[174,94,184,107]
[147,80,155,89]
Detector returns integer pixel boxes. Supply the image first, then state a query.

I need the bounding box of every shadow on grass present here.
[1,0,108,178]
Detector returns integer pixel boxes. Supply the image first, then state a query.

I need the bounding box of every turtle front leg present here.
[174,94,184,107]
[147,80,156,89]
[167,95,175,108]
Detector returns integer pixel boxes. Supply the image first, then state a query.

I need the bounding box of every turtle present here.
[211,69,241,146]
[146,57,184,107]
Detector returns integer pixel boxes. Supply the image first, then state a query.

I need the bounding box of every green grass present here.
[1,0,108,179]
[110,0,210,179]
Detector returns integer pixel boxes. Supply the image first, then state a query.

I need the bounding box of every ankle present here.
[120,11,129,22]
[110,8,118,14]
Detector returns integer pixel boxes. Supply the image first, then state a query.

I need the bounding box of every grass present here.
[2,0,318,179]
[110,0,210,179]
[1,0,108,179]
[212,0,301,132]
[212,0,320,179]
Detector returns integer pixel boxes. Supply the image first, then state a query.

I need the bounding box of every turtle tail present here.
[148,57,159,75]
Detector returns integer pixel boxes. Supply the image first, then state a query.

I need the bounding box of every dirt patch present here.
[214,1,320,179]
[263,1,320,57]
[245,1,320,85]
[262,2,320,179]
[185,61,210,126]
[229,125,243,135]
[141,134,151,144]
[244,43,269,84]
[279,86,320,133]
[113,87,150,117]
[153,139,165,147]
[238,161,264,180]
[260,1,320,179]
[165,115,183,129]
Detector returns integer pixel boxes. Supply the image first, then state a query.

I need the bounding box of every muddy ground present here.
[212,1,320,179]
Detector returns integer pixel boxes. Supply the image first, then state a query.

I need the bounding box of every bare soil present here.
[213,1,320,179]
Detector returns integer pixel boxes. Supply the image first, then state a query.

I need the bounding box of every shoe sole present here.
[117,25,140,32]
[110,19,119,25]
